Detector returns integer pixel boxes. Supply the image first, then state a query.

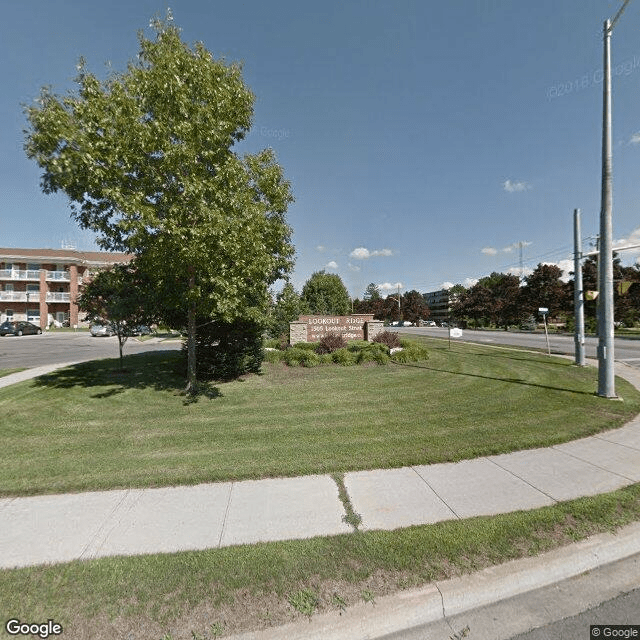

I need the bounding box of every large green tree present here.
[300,271,350,315]
[24,15,294,392]
[521,263,570,319]
[401,290,430,324]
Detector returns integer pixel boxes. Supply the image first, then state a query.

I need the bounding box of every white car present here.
[90,324,115,337]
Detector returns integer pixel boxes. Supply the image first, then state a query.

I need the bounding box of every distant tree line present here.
[450,258,640,331]
[269,257,640,341]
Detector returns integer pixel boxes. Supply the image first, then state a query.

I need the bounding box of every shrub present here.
[264,337,281,349]
[331,348,357,366]
[182,318,264,381]
[293,341,318,351]
[355,343,390,365]
[373,331,401,349]
[346,340,371,352]
[392,339,430,363]
[264,349,285,364]
[299,351,322,367]
[316,332,348,354]
[282,346,307,366]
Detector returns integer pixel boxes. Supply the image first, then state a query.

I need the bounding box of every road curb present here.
[226,521,640,640]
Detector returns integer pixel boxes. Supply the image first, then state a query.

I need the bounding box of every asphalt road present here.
[400,326,640,369]
[382,552,640,640]
[507,588,640,640]
[0,330,181,370]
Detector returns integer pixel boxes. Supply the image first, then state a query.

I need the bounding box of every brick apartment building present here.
[0,248,130,329]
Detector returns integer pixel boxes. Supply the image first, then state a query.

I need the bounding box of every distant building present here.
[424,288,458,325]
[0,248,130,329]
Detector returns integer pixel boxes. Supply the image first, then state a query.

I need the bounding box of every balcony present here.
[0,292,71,303]
[0,291,36,302]
[46,292,71,303]
[0,269,41,281]
[46,270,71,282]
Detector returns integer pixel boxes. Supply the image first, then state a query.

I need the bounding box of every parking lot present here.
[0,331,181,370]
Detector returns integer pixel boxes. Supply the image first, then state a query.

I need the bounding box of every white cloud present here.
[350,247,393,259]
[503,179,531,193]
[629,132,640,145]
[347,263,361,272]
[504,241,532,252]
[614,226,640,261]
[483,241,532,256]
[549,260,574,283]
[507,266,534,279]
[614,226,640,248]
[316,245,326,252]
[440,278,478,289]
[378,282,404,291]
[325,261,338,270]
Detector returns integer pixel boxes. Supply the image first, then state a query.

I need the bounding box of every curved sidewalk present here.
[1,362,640,571]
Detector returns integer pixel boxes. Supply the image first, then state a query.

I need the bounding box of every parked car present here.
[0,321,42,336]
[125,325,152,336]
[90,324,115,337]
[133,325,152,335]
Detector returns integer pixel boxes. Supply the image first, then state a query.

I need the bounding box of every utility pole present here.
[597,0,632,398]
[519,241,524,282]
[574,209,586,366]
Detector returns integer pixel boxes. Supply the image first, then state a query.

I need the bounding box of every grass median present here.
[2,338,640,497]
[2,483,639,639]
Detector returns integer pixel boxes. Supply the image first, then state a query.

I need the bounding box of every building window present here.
[6,309,13,319]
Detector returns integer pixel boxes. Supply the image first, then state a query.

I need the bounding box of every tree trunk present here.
[186,275,198,393]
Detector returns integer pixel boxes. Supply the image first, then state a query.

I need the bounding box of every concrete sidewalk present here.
[2,415,639,570]
[1,362,640,570]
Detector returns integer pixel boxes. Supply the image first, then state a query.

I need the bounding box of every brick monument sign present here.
[289,314,384,344]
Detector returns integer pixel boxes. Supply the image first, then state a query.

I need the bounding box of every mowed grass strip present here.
[1,339,639,496]
[0,368,26,378]
[1,483,639,639]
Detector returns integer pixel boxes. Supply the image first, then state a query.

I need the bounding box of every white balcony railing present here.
[0,292,39,302]
[46,292,70,303]
[46,271,71,281]
[0,269,41,280]
[0,291,72,303]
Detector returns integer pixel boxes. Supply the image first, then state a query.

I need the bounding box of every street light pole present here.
[597,1,633,398]
[574,209,586,366]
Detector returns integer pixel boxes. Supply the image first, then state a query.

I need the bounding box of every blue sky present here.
[2,1,639,298]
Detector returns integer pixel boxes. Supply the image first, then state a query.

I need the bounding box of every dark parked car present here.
[0,321,42,336]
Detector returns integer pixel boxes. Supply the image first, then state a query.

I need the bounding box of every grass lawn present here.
[2,338,640,497]
[1,483,639,639]
[3,338,640,638]
[0,368,25,378]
